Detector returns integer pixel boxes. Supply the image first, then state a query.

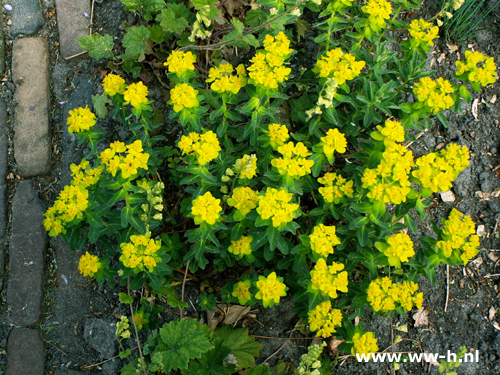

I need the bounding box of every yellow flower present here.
[256,188,299,229]
[99,140,149,179]
[361,0,392,33]
[456,50,497,87]
[102,74,126,96]
[381,233,415,267]
[78,252,102,277]
[272,142,314,178]
[191,192,222,225]
[119,232,162,272]
[318,172,354,204]
[123,82,149,110]
[234,154,257,179]
[206,63,247,94]
[266,123,289,149]
[376,119,405,144]
[367,277,423,312]
[310,258,348,299]
[308,301,342,338]
[170,83,199,112]
[178,130,221,165]
[255,272,287,308]
[313,48,365,82]
[351,332,379,355]
[232,279,252,305]
[227,187,259,218]
[67,106,96,133]
[321,128,347,162]
[309,224,341,258]
[408,19,439,48]
[164,51,197,77]
[228,236,253,258]
[413,77,454,114]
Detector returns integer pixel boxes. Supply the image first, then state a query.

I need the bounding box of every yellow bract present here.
[67,106,96,133]
[256,188,299,228]
[361,0,392,32]
[313,48,365,83]
[227,186,259,217]
[232,280,252,305]
[228,236,253,257]
[266,123,289,149]
[234,154,258,179]
[99,140,150,179]
[178,130,221,165]
[164,51,197,77]
[308,301,342,338]
[310,258,348,299]
[271,142,314,178]
[255,272,287,308]
[320,128,347,162]
[318,172,354,204]
[170,83,199,112]
[191,191,222,225]
[123,82,149,110]
[413,77,455,114]
[351,332,379,355]
[309,224,341,258]
[367,277,423,312]
[78,251,102,277]
[456,50,497,87]
[382,233,415,267]
[102,74,127,96]
[206,63,247,94]
[408,19,439,48]
[119,232,162,272]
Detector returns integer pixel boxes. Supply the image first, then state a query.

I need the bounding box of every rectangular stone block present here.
[6,328,44,375]
[55,0,91,58]
[7,180,46,327]
[0,98,7,291]
[12,38,51,177]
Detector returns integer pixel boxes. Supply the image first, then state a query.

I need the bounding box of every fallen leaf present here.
[413,307,429,327]
[491,95,497,104]
[447,43,458,53]
[468,43,475,51]
[436,142,446,150]
[354,316,360,326]
[477,225,486,237]
[440,190,456,202]
[493,321,500,331]
[489,252,499,262]
[423,352,440,366]
[211,304,251,326]
[329,337,345,353]
[470,256,483,269]
[472,98,479,120]
[429,57,436,68]
[476,191,492,201]
[7,173,14,180]
[223,0,246,16]
[490,307,496,321]
[206,308,220,330]
[437,53,446,64]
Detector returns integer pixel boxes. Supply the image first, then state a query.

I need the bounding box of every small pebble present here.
[4,4,12,11]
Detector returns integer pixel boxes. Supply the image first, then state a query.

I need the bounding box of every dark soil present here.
[1,0,500,374]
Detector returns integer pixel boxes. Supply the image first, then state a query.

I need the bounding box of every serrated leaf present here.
[148,24,166,43]
[119,348,132,359]
[214,326,263,369]
[157,8,189,34]
[294,18,309,42]
[244,9,264,27]
[119,292,134,304]
[181,337,236,375]
[78,34,114,60]
[231,18,245,35]
[192,0,218,9]
[246,365,272,375]
[122,25,151,60]
[153,319,214,373]
[121,0,166,21]
[92,94,111,119]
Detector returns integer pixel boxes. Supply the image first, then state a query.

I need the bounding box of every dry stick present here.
[180,260,190,319]
[444,265,450,312]
[251,335,316,340]
[260,330,295,365]
[82,347,139,369]
[41,336,68,356]
[65,0,95,60]
[128,278,147,375]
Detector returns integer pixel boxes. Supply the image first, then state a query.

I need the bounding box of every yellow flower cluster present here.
[366,277,423,312]
[123,82,149,110]
[78,252,102,277]
[255,272,287,308]
[43,185,89,236]
[247,32,292,89]
[119,233,162,272]
[206,63,247,94]
[102,74,126,96]
[271,142,314,178]
[318,172,354,204]
[437,209,480,265]
[413,77,455,114]
[308,301,343,338]
[362,143,414,204]
[313,48,365,83]
[412,143,469,193]
[456,51,497,87]
[70,160,104,188]
[164,51,197,77]
[381,233,415,267]
[408,19,439,48]
[67,106,96,133]
[234,154,257,179]
[99,140,149,179]
[351,332,379,355]
[310,258,349,299]
[266,123,289,149]
[227,186,259,217]
[376,119,405,145]
[177,130,221,165]
[361,0,392,33]
[232,280,252,305]
[191,191,222,225]
[309,224,341,258]
[321,128,347,162]
[170,83,199,112]
[228,236,253,257]
[256,188,299,228]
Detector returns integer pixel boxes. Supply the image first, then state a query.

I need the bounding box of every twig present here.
[483,273,500,278]
[251,335,316,340]
[82,347,139,369]
[260,330,295,365]
[90,0,95,35]
[128,278,147,375]
[445,265,450,312]
[41,336,68,356]
[180,260,190,319]
[64,51,88,60]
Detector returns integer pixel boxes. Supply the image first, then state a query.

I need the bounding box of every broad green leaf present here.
[192,0,218,9]
[231,18,245,35]
[148,24,166,43]
[121,206,134,228]
[91,94,111,119]
[152,319,214,373]
[130,216,147,234]
[121,0,166,21]
[181,337,236,375]
[119,292,133,304]
[156,8,188,34]
[214,326,263,369]
[122,26,151,60]
[78,34,114,60]
[244,9,264,27]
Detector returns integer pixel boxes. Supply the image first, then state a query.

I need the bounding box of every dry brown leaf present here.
[436,142,446,151]
[470,256,483,269]
[447,43,458,53]
[206,308,221,330]
[493,321,500,331]
[468,43,475,51]
[472,98,479,120]
[489,252,499,262]
[413,307,429,327]
[477,225,486,237]
[476,191,492,201]
[440,190,456,202]
[490,307,496,321]
[223,0,246,16]
[491,95,497,104]
[329,337,345,353]
[354,316,360,326]
[429,57,436,68]
[437,53,446,64]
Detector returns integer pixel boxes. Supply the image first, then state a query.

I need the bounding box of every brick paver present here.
[5,328,44,375]
[12,38,51,177]
[55,0,91,58]
[6,180,46,327]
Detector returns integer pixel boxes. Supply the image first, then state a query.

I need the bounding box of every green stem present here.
[127,277,148,375]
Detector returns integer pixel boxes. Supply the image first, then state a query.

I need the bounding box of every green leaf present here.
[214,326,263,369]
[436,112,449,128]
[245,365,272,375]
[152,319,214,373]
[157,8,189,34]
[231,18,245,35]
[121,0,166,21]
[120,364,138,375]
[91,94,111,119]
[192,0,218,9]
[122,26,151,60]
[148,24,166,43]
[245,9,264,27]
[78,34,114,60]
[119,292,134,304]
[181,337,236,375]
[119,348,132,359]
[357,226,369,247]
[130,216,147,234]
[121,207,134,228]
[86,211,104,228]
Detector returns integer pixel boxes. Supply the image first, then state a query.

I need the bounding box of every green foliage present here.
[121,25,151,61]
[156,4,190,34]
[120,0,166,21]
[78,34,114,59]
[214,326,263,369]
[438,346,468,374]
[92,94,112,119]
